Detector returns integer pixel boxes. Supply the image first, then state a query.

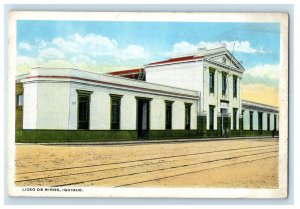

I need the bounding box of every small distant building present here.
[15,46,279,142]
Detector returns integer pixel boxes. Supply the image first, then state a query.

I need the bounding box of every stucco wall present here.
[190,102,197,130]
[145,61,203,92]
[23,83,38,129]
[15,82,23,130]
[172,101,185,129]
[253,111,258,130]
[22,78,198,131]
[36,83,70,129]
[243,109,250,130]
[145,61,203,115]
[150,99,165,130]
[270,113,275,131]
[120,94,137,130]
[262,112,267,130]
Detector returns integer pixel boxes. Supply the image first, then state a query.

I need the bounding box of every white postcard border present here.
[7,11,289,198]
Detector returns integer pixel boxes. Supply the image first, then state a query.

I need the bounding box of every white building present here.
[241,100,279,133]
[144,47,244,137]
[15,46,279,142]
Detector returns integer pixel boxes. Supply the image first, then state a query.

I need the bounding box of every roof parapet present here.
[242,100,279,113]
[21,67,199,99]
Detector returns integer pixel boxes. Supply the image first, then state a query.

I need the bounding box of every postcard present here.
[7,11,288,198]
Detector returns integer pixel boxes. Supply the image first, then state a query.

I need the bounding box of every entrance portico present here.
[219,101,231,137]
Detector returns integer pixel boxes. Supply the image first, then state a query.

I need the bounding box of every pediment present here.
[204,49,245,71]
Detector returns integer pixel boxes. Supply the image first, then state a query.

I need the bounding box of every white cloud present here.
[17,56,37,64]
[16,56,40,74]
[38,40,47,48]
[16,56,40,75]
[169,40,264,56]
[170,41,199,55]
[199,41,264,53]
[52,37,80,53]
[50,33,149,61]
[71,54,96,65]
[38,47,65,60]
[16,55,142,75]
[52,33,118,57]
[73,33,117,55]
[244,64,279,80]
[18,33,150,71]
[118,45,149,60]
[19,42,31,51]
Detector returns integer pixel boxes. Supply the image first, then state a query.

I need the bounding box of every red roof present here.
[107,55,203,77]
[147,55,204,66]
[108,68,144,76]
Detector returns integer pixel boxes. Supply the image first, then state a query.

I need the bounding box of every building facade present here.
[16,68,199,142]
[15,46,279,143]
[144,47,244,137]
[241,100,279,135]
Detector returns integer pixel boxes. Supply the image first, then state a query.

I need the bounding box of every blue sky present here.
[16,20,281,106]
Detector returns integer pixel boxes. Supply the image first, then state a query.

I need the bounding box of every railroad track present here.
[15,142,278,187]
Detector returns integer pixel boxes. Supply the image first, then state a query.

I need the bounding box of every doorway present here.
[221,108,229,136]
[137,100,150,139]
[258,112,263,134]
[78,95,90,129]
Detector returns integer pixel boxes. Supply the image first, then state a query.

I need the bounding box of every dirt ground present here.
[15,138,278,188]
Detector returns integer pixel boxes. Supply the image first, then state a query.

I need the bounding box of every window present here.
[233,76,237,98]
[222,73,227,95]
[250,111,253,131]
[165,101,173,130]
[185,103,191,130]
[267,114,270,131]
[209,105,215,130]
[17,94,23,107]
[233,108,237,130]
[209,69,215,94]
[110,94,123,130]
